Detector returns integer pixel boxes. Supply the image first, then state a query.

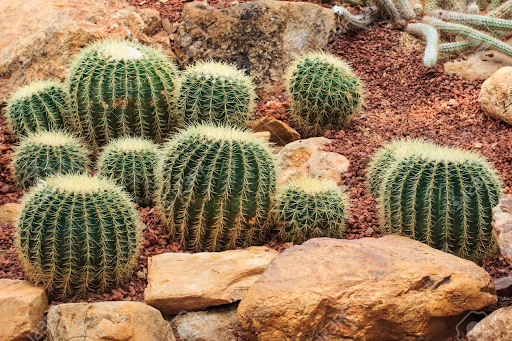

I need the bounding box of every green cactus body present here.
[175,61,256,127]
[276,177,350,244]
[285,52,363,137]
[377,142,502,262]
[98,137,160,206]
[15,174,142,298]
[467,2,480,14]
[432,9,512,31]
[489,0,512,17]
[395,0,416,19]
[439,40,472,53]
[11,131,90,188]
[372,0,402,19]
[6,81,69,138]
[425,0,439,12]
[67,40,179,151]
[488,0,504,11]
[156,124,277,252]
[414,4,424,16]
[405,23,439,68]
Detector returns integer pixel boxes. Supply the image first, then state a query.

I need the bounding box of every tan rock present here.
[145,247,277,315]
[250,117,300,146]
[46,301,175,341]
[237,236,497,341]
[479,66,512,125]
[0,203,21,225]
[444,50,512,81]
[467,306,512,341]
[493,194,512,265]
[0,279,47,341]
[175,0,335,98]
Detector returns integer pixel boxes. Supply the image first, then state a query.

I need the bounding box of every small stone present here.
[474,142,483,148]
[139,1,146,5]
[249,116,300,146]
[495,276,512,297]
[0,203,21,226]
[162,17,173,33]
[159,0,169,3]
[449,99,457,106]
[493,194,512,265]
[137,271,146,279]
[467,306,512,341]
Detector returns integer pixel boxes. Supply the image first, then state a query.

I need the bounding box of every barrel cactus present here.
[175,61,256,127]
[276,177,350,244]
[156,123,277,252]
[5,80,69,138]
[98,137,160,206]
[15,174,142,298]
[285,52,364,137]
[11,131,90,188]
[67,39,179,151]
[376,140,502,262]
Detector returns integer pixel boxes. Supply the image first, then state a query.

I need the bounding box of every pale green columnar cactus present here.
[439,41,472,53]
[333,5,376,29]
[5,81,69,138]
[414,4,424,16]
[489,0,512,17]
[276,177,350,244]
[11,131,90,188]
[405,23,439,68]
[175,61,256,127]
[371,0,401,19]
[15,174,142,299]
[489,0,504,11]
[424,0,439,12]
[156,123,277,252]
[431,9,512,31]
[98,137,160,206]
[67,39,179,151]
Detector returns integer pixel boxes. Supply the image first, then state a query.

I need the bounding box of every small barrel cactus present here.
[285,52,364,137]
[67,39,179,151]
[175,61,256,127]
[6,80,69,138]
[98,137,160,206]
[156,123,277,252]
[376,140,502,262]
[15,174,142,298]
[11,130,90,188]
[276,177,350,244]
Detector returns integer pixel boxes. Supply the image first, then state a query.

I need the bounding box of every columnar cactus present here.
[156,123,277,252]
[489,0,512,17]
[15,174,142,298]
[276,177,350,244]
[405,23,439,68]
[6,81,69,138]
[285,52,364,137]
[11,131,90,188]
[376,141,502,262]
[67,39,179,151]
[432,10,512,31]
[468,2,480,14]
[175,61,256,127]
[98,137,160,206]
[439,41,472,53]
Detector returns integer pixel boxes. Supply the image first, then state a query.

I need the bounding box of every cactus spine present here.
[276,177,350,244]
[156,124,277,252]
[15,174,142,298]
[98,137,160,206]
[405,23,439,68]
[175,61,256,127]
[11,131,90,188]
[6,81,69,138]
[285,52,363,137]
[67,40,179,151]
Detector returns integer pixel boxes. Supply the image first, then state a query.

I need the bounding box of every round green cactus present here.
[67,39,179,151]
[6,80,69,138]
[11,131,90,188]
[285,52,364,137]
[98,137,160,206]
[377,141,502,262]
[175,61,256,127]
[15,174,142,298]
[276,177,350,244]
[156,123,277,252]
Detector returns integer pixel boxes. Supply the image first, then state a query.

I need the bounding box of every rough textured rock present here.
[175,0,335,98]
[0,279,47,341]
[277,137,350,184]
[444,50,512,81]
[249,117,300,146]
[237,236,497,341]
[145,246,278,315]
[0,203,21,225]
[494,276,512,297]
[478,66,512,125]
[0,0,173,103]
[467,306,512,341]
[493,194,512,265]
[170,304,239,341]
[46,301,175,341]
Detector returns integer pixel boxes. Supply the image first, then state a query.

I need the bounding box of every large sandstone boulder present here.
[0,279,47,341]
[175,0,336,98]
[237,236,497,341]
[0,0,172,103]
[493,194,512,265]
[467,306,512,341]
[479,66,512,125]
[46,301,175,341]
[145,246,278,315]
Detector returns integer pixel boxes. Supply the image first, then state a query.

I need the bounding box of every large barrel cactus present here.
[285,52,364,137]
[67,39,179,151]
[15,174,142,299]
[276,177,350,244]
[6,80,69,138]
[175,61,256,127]
[98,137,160,206]
[11,131,90,188]
[156,123,277,252]
[376,141,502,262]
